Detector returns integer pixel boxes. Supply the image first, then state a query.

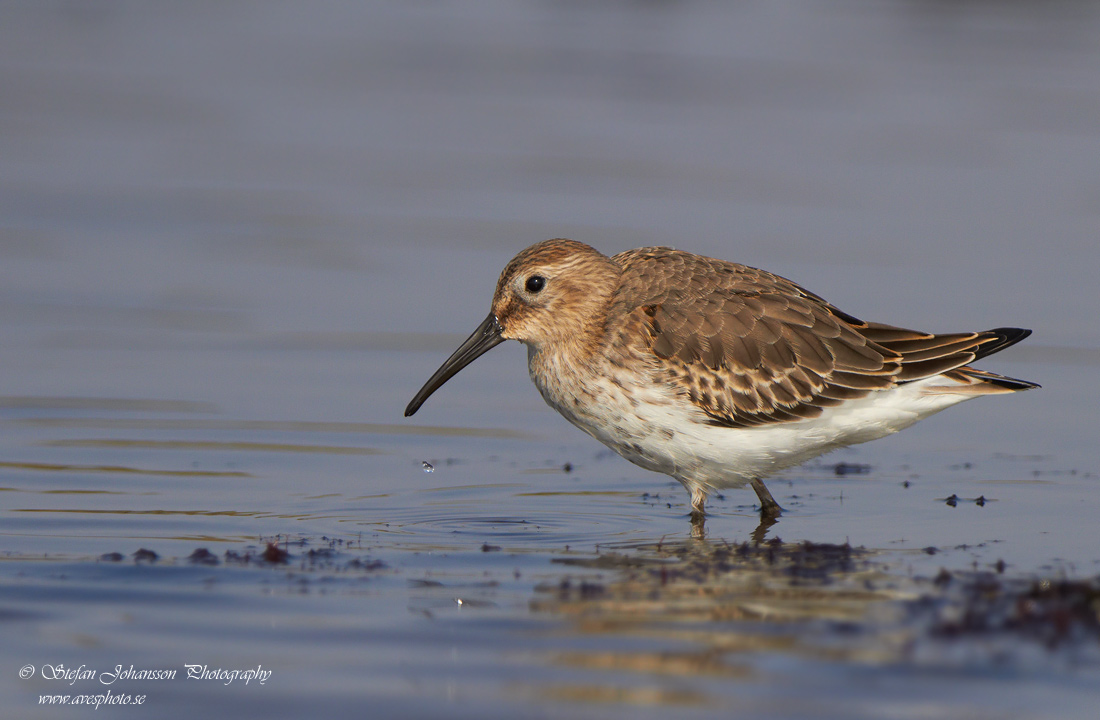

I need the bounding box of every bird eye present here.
[525,275,546,293]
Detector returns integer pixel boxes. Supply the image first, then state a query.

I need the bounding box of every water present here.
[2,1,1099,717]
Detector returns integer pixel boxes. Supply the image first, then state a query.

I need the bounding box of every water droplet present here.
[421,461,434,473]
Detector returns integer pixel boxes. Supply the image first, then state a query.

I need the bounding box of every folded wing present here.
[609,247,1032,429]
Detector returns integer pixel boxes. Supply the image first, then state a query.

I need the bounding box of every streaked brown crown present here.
[491,239,620,349]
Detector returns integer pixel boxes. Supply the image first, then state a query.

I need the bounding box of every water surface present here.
[2,2,1099,718]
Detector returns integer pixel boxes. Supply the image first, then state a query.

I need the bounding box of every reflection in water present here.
[531,536,1100,699]
[528,538,1100,707]
[527,539,907,703]
[536,539,896,624]
[520,682,713,708]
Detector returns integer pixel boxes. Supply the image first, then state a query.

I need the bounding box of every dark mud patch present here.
[92,535,389,575]
[920,570,1100,649]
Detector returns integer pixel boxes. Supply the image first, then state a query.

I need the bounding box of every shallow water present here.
[2,1,1100,718]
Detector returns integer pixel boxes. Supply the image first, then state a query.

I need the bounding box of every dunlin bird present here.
[405,239,1037,528]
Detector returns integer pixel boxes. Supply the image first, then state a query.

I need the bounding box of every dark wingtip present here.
[985,374,1041,391]
[973,327,1032,361]
[966,328,1039,391]
[991,327,1031,341]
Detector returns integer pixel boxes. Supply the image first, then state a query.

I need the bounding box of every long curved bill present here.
[404,313,506,417]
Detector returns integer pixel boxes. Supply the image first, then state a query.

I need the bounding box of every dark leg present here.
[750,477,782,519]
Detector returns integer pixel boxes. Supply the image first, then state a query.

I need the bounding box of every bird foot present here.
[750,478,783,518]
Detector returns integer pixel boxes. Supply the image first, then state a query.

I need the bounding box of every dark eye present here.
[525,275,546,293]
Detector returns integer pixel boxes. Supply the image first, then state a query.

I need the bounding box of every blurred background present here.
[2,1,1097,412]
[2,0,1096,507]
[2,2,1099,718]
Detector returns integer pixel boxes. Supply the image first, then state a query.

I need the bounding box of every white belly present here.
[536,364,977,494]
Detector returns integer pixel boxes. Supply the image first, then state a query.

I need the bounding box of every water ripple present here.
[17,417,530,439]
[357,506,670,549]
[0,460,251,478]
[43,439,383,455]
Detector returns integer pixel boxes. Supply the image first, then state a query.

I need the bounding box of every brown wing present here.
[608,247,1025,428]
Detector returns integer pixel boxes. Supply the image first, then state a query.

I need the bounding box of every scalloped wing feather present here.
[609,247,1032,429]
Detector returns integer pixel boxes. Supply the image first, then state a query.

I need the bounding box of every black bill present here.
[404,313,506,417]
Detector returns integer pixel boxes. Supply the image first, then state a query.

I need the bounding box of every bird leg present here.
[688,486,708,529]
[750,477,782,520]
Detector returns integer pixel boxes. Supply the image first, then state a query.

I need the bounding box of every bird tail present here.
[938,366,1040,394]
[953,327,1039,392]
[881,326,1040,395]
[971,327,1033,362]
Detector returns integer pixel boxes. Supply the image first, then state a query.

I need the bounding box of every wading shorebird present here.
[405,239,1038,533]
